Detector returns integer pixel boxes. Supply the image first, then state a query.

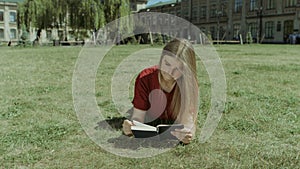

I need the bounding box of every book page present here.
[157,124,184,128]
[132,120,157,131]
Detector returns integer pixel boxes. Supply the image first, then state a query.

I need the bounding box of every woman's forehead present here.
[162,55,183,67]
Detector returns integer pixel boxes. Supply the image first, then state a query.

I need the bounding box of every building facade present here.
[1,0,299,44]
[0,0,23,44]
[131,0,148,13]
[141,0,300,43]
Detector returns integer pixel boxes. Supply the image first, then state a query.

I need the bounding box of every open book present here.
[131,120,184,140]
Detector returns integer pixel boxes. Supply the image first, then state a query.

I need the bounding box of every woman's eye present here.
[165,62,171,66]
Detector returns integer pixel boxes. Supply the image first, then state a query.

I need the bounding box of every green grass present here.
[0,44,299,168]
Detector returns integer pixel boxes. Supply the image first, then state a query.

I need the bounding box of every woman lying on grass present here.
[122,38,198,144]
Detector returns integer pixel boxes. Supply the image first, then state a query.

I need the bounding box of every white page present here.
[132,120,156,131]
[131,125,156,132]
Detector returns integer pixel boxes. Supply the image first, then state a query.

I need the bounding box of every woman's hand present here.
[122,119,134,136]
[171,128,193,144]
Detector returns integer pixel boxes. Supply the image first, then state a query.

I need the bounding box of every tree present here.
[20,24,29,41]
[18,0,132,41]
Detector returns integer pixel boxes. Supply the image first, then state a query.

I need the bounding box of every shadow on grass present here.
[95,108,133,130]
[107,135,180,150]
[95,116,127,130]
[95,116,180,150]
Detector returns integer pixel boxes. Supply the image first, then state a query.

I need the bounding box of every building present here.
[140,0,300,43]
[131,0,148,13]
[0,0,23,44]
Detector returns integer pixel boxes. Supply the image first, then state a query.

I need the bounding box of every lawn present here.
[0,44,299,168]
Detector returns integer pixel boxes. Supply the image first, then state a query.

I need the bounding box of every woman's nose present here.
[171,68,176,76]
[164,67,172,75]
[169,67,177,76]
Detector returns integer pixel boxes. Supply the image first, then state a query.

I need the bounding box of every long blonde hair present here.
[158,38,198,130]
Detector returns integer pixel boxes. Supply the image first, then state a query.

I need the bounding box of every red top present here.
[132,66,176,120]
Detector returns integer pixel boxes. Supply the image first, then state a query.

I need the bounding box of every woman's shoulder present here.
[137,65,159,79]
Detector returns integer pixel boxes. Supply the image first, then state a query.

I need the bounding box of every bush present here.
[20,24,29,41]
[154,34,163,45]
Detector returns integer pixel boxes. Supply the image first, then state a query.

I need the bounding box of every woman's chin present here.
[163,75,175,82]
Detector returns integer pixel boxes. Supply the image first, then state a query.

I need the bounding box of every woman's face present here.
[160,55,183,82]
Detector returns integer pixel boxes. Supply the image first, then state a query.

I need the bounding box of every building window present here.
[0,11,4,22]
[248,22,257,39]
[169,10,175,16]
[234,0,242,13]
[210,4,217,17]
[0,28,4,39]
[200,6,206,18]
[284,20,293,36]
[192,6,198,21]
[10,11,17,22]
[233,23,240,40]
[164,16,169,25]
[170,16,176,25]
[285,0,296,7]
[46,30,52,39]
[265,21,274,38]
[220,0,227,4]
[176,9,181,17]
[210,26,215,39]
[267,0,275,9]
[200,27,206,34]
[158,16,163,25]
[219,26,225,39]
[10,29,17,39]
[130,3,137,11]
[277,21,281,31]
[250,0,257,11]
[182,7,189,20]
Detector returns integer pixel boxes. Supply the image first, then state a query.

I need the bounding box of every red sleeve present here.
[132,75,150,111]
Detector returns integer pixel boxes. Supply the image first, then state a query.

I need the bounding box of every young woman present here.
[122,38,198,144]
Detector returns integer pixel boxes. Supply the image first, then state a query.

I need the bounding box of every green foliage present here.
[20,24,29,41]
[206,31,212,41]
[246,31,253,44]
[154,33,164,45]
[18,0,130,32]
[127,36,138,45]
[18,0,66,29]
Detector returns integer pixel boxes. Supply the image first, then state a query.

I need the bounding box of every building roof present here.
[146,0,180,8]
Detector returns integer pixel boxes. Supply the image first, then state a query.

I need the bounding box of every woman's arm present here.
[122,108,147,135]
[131,108,146,123]
[171,110,197,144]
